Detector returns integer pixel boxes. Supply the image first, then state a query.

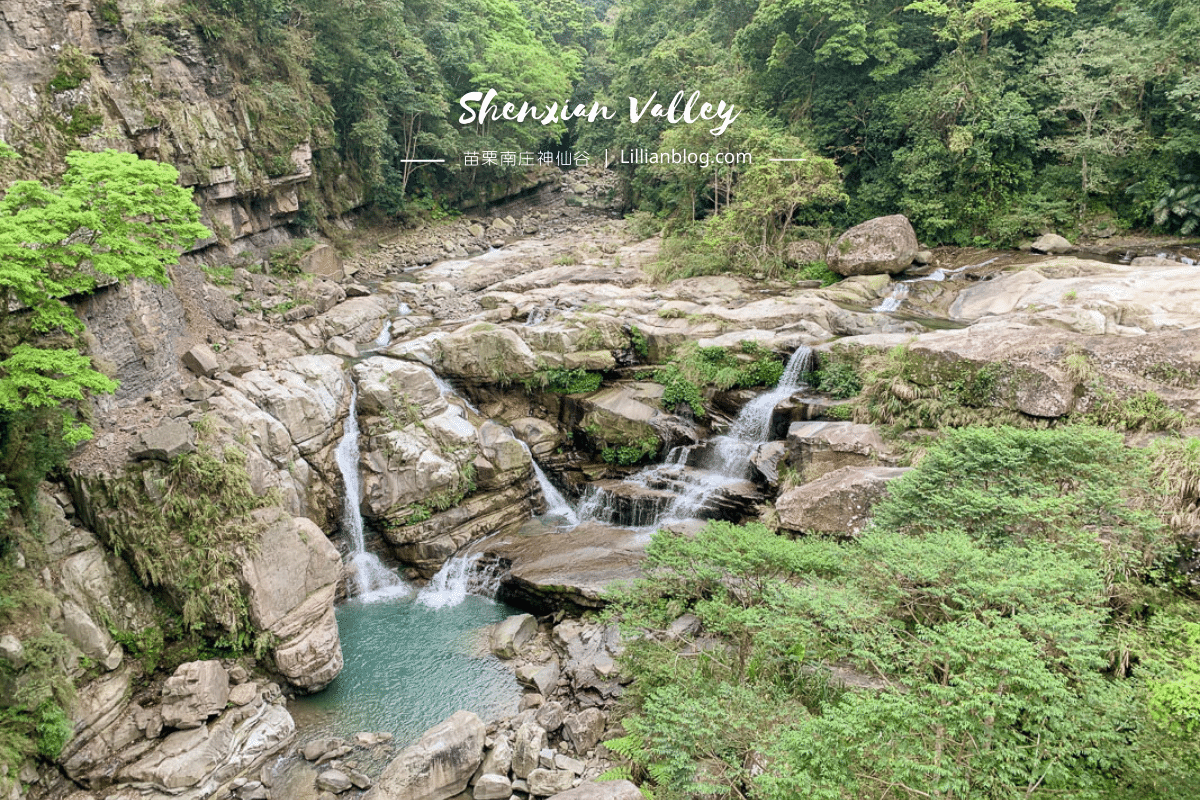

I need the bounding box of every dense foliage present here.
[653,341,785,416]
[586,0,1200,247]
[0,151,208,531]
[109,0,1200,248]
[605,426,1200,800]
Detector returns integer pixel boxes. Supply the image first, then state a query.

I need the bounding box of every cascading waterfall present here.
[532,460,579,524]
[416,551,504,609]
[579,346,814,528]
[372,323,392,349]
[658,345,813,521]
[872,282,910,313]
[872,262,978,313]
[431,371,481,416]
[336,382,411,602]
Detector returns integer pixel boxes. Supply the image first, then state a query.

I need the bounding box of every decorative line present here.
[398,159,446,163]
[768,158,807,162]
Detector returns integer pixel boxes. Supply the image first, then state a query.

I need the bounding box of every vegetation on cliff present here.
[0,151,208,533]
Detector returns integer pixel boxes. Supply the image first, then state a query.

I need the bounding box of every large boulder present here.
[488,521,648,612]
[491,613,538,659]
[119,698,294,793]
[1030,233,1074,254]
[352,357,446,419]
[512,722,549,779]
[785,421,890,482]
[511,417,561,458]
[161,661,230,730]
[130,420,197,462]
[365,711,486,800]
[829,215,918,276]
[241,510,344,691]
[528,768,575,796]
[235,355,347,456]
[776,466,910,535]
[436,322,539,382]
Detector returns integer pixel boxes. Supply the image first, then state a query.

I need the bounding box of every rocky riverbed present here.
[13,166,1200,800]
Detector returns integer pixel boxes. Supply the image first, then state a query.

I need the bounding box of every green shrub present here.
[266,238,316,275]
[797,260,839,286]
[525,368,603,394]
[604,429,1200,800]
[601,435,660,466]
[652,341,785,416]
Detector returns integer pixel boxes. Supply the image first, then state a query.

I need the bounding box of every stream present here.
[296,221,1200,759]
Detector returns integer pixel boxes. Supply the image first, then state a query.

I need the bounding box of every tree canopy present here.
[0,149,208,518]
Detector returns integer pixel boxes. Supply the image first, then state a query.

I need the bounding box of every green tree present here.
[1037,25,1162,203]
[0,149,208,518]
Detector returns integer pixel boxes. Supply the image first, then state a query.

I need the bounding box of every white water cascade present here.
[871,262,980,313]
[579,346,815,528]
[532,459,579,524]
[337,383,411,602]
[416,541,504,609]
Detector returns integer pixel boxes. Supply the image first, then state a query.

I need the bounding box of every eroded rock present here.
[365,711,486,800]
[776,466,910,535]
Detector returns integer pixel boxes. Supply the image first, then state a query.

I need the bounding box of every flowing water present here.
[336,382,411,602]
[299,401,521,743]
[417,549,505,610]
[578,346,814,528]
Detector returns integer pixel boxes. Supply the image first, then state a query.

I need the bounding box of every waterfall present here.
[509,433,579,525]
[872,262,976,313]
[872,282,910,313]
[372,323,392,349]
[336,382,411,602]
[416,547,503,609]
[532,460,579,524]
[578,346,814,528]
[431,371,481,416]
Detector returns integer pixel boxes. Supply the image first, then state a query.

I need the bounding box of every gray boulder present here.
[511,722,548,779]
[491,613,538,659]
[776,466,911,535]
[183,344,220,378]
[364,711,486,800]
[785,421,890,482]
[473,773,513,800]
[241,510,344,692]
[528,768,575,796]
[161,660,229,729]
[562,708,606,754]
[830,215,919,276]
[317,769,354,793]
[1030,233,1074,254]
[131,421,197,462]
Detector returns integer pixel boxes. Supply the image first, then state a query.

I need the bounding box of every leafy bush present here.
[653,342,785,416]
[266,238,316,275]
[797,261,839,286]
[101,440,276,644]
[813,359,862,399]
[525,367,603,394]
[605,428,1200,800]
[601,435,660,466]
[1153,175,1200,235]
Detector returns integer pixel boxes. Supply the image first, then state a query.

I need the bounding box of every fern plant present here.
[1154,175,1200,235]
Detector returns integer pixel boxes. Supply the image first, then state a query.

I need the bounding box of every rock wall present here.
[0,0,331,247]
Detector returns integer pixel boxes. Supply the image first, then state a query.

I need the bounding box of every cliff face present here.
[0,0,343,248]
